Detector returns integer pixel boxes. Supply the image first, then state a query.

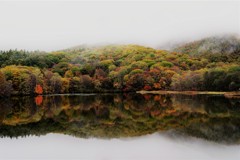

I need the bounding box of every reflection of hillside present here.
[0,94,239,143]
[176,117,240,144]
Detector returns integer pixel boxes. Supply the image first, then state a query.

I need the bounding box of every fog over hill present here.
[0,1,239,51]
[172,35,240,55]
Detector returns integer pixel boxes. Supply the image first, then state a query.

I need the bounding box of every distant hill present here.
[173,35,240,56]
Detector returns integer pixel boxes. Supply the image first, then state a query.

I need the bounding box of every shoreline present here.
[137,90,240,98]
[2,90,240,99]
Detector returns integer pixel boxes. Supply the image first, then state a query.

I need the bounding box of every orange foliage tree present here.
[35,84,43,95]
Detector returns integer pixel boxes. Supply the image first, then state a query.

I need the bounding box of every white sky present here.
[0,1,239,51]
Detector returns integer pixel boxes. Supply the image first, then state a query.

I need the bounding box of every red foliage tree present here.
[143,85,152,91]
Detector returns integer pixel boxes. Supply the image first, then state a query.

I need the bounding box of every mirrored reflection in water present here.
[0,93,240,144]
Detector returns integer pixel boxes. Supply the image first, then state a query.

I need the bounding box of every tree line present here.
[0,44,239,97]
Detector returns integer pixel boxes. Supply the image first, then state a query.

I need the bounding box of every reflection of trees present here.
[177,117,240,144]
[0,94,239,143]
[0,97,44,125]
[0,99,13,123]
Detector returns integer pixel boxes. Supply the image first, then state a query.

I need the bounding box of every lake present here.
[0,93,240,159]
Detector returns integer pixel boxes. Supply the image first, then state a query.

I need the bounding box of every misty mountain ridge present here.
[172,35,240,56]
[61,35,240,58]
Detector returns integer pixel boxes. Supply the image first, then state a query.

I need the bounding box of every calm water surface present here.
[0,93,240,159]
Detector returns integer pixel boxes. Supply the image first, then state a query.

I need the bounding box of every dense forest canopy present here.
[0,36,239,97]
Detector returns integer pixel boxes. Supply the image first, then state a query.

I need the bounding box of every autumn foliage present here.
[0,37,239,97]
[143,85,152,91]
[35,85,43,95]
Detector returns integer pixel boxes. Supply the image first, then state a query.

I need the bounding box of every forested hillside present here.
[0,36,239,97]
[173,35,240,62]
